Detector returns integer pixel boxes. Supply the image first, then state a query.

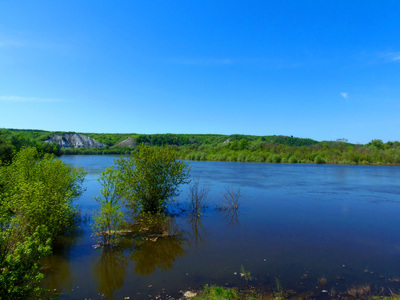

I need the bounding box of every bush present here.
[288,156,298,163]
[271,154,282,163]
[314,155,326,164]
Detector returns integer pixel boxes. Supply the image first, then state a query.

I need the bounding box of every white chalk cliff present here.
[45,133,105,149]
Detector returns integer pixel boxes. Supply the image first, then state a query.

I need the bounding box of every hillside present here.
[1,128,399,165]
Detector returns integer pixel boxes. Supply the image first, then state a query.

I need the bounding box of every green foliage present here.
[1,147,85,238]
[92,166,125,246]
[0,224,51,299]
[3,128,400,166]
[368,139,384,150]
[114,144,190,214]
[0,147,85,298]
[274,277,286,299]
[314,155,326,164]
[197,285,239,300]
[0,129,61,165]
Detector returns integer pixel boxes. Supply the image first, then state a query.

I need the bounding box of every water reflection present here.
[130,234,187,275]
[41,255,75,294]
[187,214,208,248]
[220,208,241,228]
[93,248,127,300]
[91,214,189,297]
[41,229,83,293]
[52,157,400,298]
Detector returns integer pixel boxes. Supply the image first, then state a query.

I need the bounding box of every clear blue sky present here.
[1,1,399,144]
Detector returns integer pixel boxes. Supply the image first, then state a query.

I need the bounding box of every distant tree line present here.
[2,129,400,165]
[0,129,61,164]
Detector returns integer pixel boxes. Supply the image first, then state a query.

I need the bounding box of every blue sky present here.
[0,1,399,144]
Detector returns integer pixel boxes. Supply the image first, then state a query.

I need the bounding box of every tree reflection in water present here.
[93,214,188,297]
[130,234,187,275]
[187,213,208,248]
[93,247,127,300]
[128,214,188,275]
[41,255,75,295]
[219,208,241,228]
[41,229,83,294]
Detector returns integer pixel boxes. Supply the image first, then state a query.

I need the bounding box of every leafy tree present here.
[1,147,85,239]
[92,166,125,246]
[0,223,51,299]
[0,147,85,298]
[0,131,14,165]
[368,139,384,150]
[115,144,190,214]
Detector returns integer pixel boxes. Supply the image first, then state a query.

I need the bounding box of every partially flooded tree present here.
[115,144,190,214]
[219,187,241,211]
[0,147,85,298]
[188,178,209,217]
[92,166,125,246]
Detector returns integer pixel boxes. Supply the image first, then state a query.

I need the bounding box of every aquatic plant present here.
[346,284,372,298]
[193,285,239,299]
[188,178,209,217]
[240,265,252,284]
[274,278,286,299]
[219,187,240,211]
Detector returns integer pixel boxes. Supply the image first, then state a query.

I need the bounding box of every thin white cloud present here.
[392,55,400,62]
[379,51,400,63]
[341,92,348,100]
[0,96,62,103]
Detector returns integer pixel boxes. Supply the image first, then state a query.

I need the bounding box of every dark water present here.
[42,156,400,299]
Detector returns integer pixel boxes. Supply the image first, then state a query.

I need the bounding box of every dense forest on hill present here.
[1,128,400,165]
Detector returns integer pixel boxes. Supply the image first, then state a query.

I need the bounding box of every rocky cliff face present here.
[45,133,105,149]
[115,137,136,147]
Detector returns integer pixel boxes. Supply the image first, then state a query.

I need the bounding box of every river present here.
[42,155,400,299]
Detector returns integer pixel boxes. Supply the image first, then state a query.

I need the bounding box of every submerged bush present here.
[113,145,190,214]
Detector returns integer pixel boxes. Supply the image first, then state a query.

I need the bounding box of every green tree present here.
[1,147,85,239]
[0,147,85,299]
[0,223,51,299]
[92,166,125,246]
[115,144,190,214]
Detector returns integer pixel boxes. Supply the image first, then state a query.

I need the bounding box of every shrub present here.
[271,154,282,163]
[314,155,326,164]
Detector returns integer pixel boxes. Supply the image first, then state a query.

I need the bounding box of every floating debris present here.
[183,291,197,298]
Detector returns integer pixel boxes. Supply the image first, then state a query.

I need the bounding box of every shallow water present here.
[42,156,400,299]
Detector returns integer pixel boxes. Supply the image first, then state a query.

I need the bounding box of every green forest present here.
[1,128,400,165]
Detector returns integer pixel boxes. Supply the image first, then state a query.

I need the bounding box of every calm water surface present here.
[43,155,400,299]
